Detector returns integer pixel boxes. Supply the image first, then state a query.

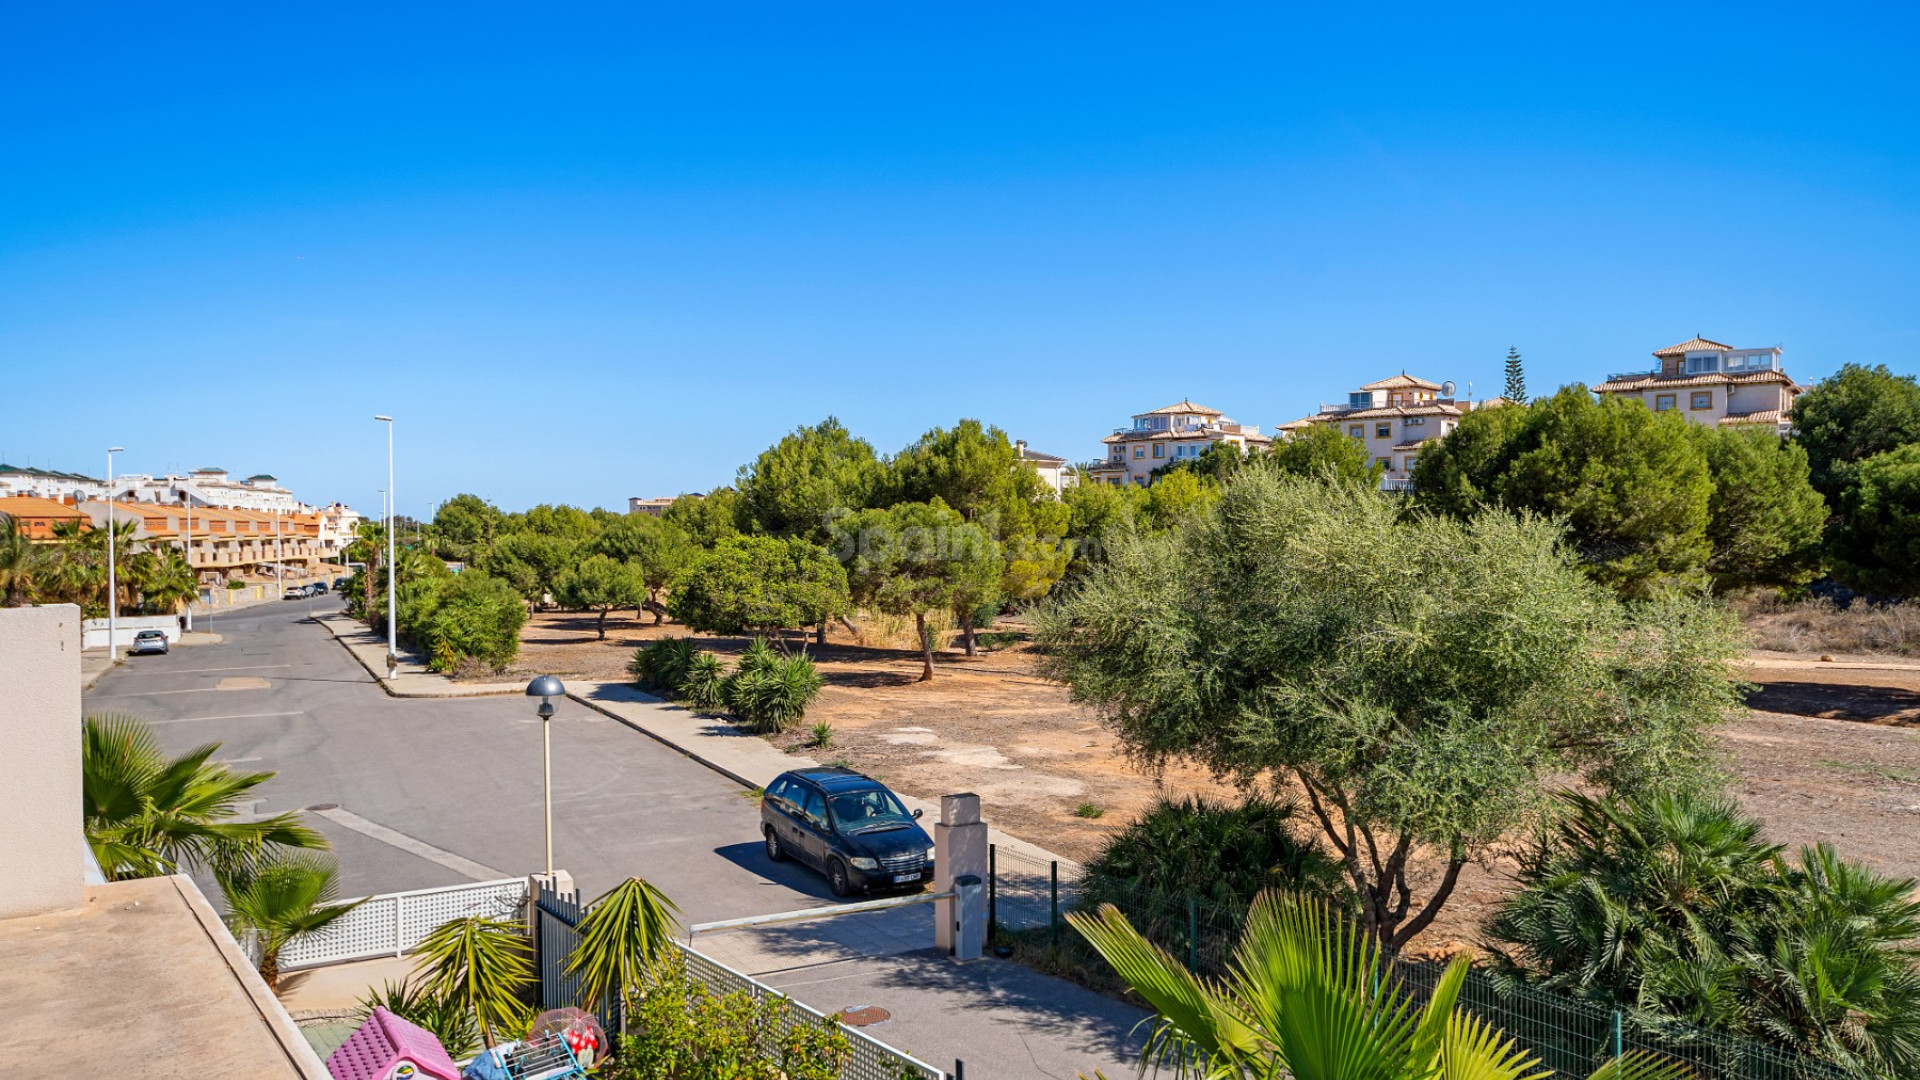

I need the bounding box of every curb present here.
[314,615,519,699]
[567,691,765,792]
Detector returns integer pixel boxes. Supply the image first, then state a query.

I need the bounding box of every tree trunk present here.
[259,951,281,996]
[915,612,934,682]
[815,622,826,647]
[597,607,609,639]
[961,611,977,657]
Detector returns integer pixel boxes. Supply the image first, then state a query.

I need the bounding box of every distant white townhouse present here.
[1279,374,1502,491]
[1083,400,1272,486]
[1592,336,1803,433]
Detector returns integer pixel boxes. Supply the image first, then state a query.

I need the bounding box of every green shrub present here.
[1074,802,1104,820]
[804,722,833,749]
[607,951,849,1080]
[1487,791,1920,1075]
[679,652,729,711]
[722,652,823,734]
[628,637,696,695]
[1079,795,1346,915]
[736,636,778,677]
[413,570,526,671]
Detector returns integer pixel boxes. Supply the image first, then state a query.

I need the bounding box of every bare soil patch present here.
[508,611,1920,951]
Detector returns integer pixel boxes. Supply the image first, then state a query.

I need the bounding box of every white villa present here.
[1279,374,1502,491]
[1084,400,1272,486]
[1592,336,1802,433]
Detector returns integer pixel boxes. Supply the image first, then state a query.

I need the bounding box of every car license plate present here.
[892,872,920,884]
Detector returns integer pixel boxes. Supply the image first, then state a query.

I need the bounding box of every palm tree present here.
[0,514,43,605]
[133,547,200,615]
[417,915,534,1048]
[1071,890,1692,1080]
[564,876,681,1028]
[82,713,325,880]
[219,852,363,994]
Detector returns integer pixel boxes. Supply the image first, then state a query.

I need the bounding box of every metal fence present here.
[532,879,946,1080]
[278,877,529,970]
[987,845,1854,1080]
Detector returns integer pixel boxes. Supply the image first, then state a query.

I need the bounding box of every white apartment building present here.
[1281,374,1500,491]
[1085,400,1272,486]
[0,464,107,502]
[1592,336,1802,433]
[112,468,314,514]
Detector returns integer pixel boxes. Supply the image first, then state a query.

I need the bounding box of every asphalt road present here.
[83,600,1147,1078]
[84,597,838,918]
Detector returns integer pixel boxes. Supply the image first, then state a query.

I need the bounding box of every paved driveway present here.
[85,602,1146,1079]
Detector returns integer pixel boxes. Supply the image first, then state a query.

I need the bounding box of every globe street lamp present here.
[526,674,566,876]
[106,446,125,660]
[374,415,396,676]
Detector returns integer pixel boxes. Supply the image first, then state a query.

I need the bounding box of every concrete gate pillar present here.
[934,793,988,960]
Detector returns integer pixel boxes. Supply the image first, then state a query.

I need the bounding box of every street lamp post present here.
[525,675,566,876]
[106,446,124,660]
[375,415,396,675]
[182,479,193,632]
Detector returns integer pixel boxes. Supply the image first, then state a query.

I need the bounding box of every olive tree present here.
[1036,471,1745,950]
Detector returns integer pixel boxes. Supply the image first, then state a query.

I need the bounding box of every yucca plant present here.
[724,652,823,734]
[357,977,483,1059]
[218,852,363,994]
[735,635,778,677]
[564,876,681,1031]
[628,637,697,695]
[678,651,729,711]
[416,916,535,1048]
[1073,890,1694,1080]
[82,712,325,880]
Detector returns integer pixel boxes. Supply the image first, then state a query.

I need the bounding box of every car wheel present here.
[827,858,853,898]
[764,827,788,863]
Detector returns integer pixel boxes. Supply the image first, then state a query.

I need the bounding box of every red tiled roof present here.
[1594,370,1797,392]
[1652,336,1735,358]
[1358,374,1442,391]
[1720,409,1787,426]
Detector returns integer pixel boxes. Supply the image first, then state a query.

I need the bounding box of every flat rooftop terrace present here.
[0,874,326,1078]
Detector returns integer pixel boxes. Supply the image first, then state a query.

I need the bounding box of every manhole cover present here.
[306,803,340,811]
[839,1006,890,1027]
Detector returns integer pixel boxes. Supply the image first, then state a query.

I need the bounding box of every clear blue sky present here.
[4,2,1916,518]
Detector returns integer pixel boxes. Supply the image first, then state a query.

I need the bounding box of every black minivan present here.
[761,768,936,897]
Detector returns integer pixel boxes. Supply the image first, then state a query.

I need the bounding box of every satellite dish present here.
[1440,380,1458,398]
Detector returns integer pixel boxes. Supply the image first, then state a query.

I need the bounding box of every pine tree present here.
[1503,346,1528,404]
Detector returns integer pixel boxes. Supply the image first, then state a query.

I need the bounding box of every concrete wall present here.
[0,604,85,919]
[82,614,181,648]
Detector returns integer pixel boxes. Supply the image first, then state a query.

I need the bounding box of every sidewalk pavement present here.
[315,613,522,697]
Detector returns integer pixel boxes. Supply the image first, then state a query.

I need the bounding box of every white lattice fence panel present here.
[399,880,528,950]
[278,879,528,971]
[282,895,403,969]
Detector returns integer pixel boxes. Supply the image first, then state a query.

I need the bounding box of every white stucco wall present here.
[0,604,86,919]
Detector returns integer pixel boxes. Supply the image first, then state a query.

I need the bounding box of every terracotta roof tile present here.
[1358,374,1442,391]
[1652,336,1736,358]
[1140,399,1225,416]
[1594,370,1797,392]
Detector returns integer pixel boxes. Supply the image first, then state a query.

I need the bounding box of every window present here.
[1376,423,1391,439]
[1405,417,1425,427]
[1686,354,1722,374]
[1349,425,1364,438]
[800,788,826,828]
[1133,447,1145,459]
[1691,391,1713,410]
[1655,394,1677,411]
[1152,444,1164,458]
[1404,456,1418,471]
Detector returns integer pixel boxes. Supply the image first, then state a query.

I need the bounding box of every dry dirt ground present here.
[507,611,1920,951]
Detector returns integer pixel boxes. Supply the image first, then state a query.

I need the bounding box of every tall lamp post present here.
[375,415,396,673]
[182,478,193,632]
[526,675,566,876]
[106,446,124,660]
